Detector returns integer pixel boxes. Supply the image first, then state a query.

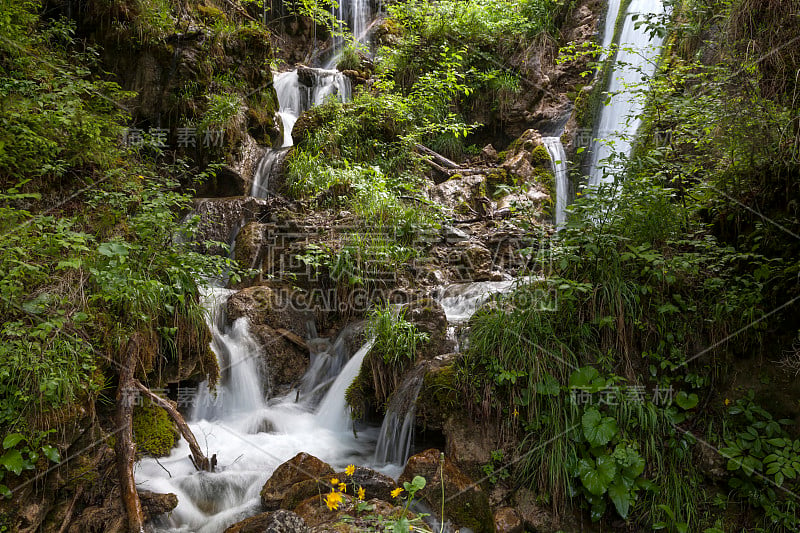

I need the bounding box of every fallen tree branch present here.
[414,143,460,169]
[116,338,146,533]
[133,381,216,472]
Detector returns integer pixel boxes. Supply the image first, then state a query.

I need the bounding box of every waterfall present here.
[588,0,666,186]
[315,339,375,430]
[250,68,351,197]
[373,365,426,466]
[542,137,569,226]
[371,281,522,473]
[272,68,351,147]
[137,291,379,532]
[250,148,287,198]
[192,288,266,420]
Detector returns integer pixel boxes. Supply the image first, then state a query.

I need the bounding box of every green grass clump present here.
[367,303,430,366]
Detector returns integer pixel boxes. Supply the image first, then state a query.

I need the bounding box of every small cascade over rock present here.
[588,0,666,186]
[137,286,378,532]
[542,137,569,226]
[250,68,351,197]
[192,288,267,420]
[373,364,426,467]
[250,148,288,198]
[315,339,375,431]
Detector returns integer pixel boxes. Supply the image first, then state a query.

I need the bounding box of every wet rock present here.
[234,221,267,272]
[224,510,311,533]
[66,490,177,533]
[227,284,310,337]
[261,453,335,511]
[481,144,499,163]
[515,488,583,533]
[416,358,459,431]
[443,416,500,481]
[399,448,495,533]
[500,129,546,182]
[450,241,493,282]
[293,495,410,532]
[494,507,523,533]
[429,174,487,216]
[251,324,309,393]
[192,197,270,256]
[332,466,398,502]
[407,298,453,359]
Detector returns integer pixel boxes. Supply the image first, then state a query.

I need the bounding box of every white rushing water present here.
[250,68,352,197]
[542,137,569,226]
[588,0,666,186]
[137,288,378,533]
[372,281,523,475]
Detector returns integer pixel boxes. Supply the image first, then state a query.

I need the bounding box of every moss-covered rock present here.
[417,364,460,430]
[132,400,178,457]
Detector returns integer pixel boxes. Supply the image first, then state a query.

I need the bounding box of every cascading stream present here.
[137,290,379,533]
[371,280,521,475]
[542,137,569,226]
[588,0,666,186]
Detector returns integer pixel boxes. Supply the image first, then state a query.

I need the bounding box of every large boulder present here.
[224,510,310,533]
[261,453,335,511]
[227,284,310,336]
[399,449,495,533]
[66,489,177,533]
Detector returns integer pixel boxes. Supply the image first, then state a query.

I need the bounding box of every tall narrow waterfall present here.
[588,0,666,186]
[542,137,569,226]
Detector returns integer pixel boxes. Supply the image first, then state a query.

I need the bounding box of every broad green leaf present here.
[674,391,698,410]
[577,456,616,496]
[569,367,599,388]
[608,477,631,518]
[582,408,618,447]
[41,445,60,463]
[2,433,24,450]
[0,449,26,476]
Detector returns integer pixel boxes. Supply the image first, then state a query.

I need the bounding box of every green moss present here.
[530,145,551,166]
[196,4,227,24]
[132,399,178,457]
[345,362,372,420]
[419,365,460,428]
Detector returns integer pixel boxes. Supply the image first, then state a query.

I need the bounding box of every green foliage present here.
[336,45,362,71]
[482,450,511,485]
[367,303,429,366]
[719,391,800,530]
[0,431,60,498]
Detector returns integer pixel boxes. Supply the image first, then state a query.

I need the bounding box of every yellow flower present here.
[345,464,355,476]
[724,398,731,406]
[339,482,347,492]
[324,490,343,511]
[357,486,365,500]
[330,477,339,486]
[391,487,404,498]
[512,408,519,418]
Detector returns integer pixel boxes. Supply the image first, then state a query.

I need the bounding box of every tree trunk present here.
[133,381,216,472]
[116,338,146,533]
